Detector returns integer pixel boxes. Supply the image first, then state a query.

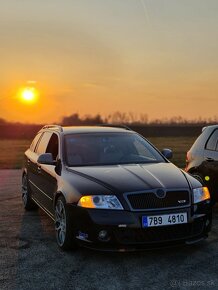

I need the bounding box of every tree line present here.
[1,112,218,126]
[0,112,217,139]
[54,112,218,126]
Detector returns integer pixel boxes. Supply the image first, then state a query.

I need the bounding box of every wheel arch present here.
[22,168,27,177]
[53,191,65,207]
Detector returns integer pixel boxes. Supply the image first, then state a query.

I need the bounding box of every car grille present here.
[114,220,204,245]
[126,190,190,210]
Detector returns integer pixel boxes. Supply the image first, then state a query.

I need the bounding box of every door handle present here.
[205,157,214,162]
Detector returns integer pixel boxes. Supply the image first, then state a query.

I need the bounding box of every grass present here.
[0,139,31,169]
[147,136,196,169]
[0,137,196,169]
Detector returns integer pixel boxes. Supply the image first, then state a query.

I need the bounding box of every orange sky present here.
[1,0,218,123]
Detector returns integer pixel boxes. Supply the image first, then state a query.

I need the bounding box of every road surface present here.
[0,170,218,290]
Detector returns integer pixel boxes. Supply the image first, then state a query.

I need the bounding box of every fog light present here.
[98,230,110,242]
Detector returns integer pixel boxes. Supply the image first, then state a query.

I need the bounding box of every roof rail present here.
[97,123,132,131]
[202,126,207,132]
[42,124,63,132]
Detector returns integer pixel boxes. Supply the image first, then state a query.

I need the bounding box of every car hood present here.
[68,162,191,193]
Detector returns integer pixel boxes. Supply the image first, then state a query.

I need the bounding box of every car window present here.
[133,138,156,159]
[36,132,53,155]
[30,132,43,152]
[65,133,165,166]
[46,133,59,160]
[206,130,218,151]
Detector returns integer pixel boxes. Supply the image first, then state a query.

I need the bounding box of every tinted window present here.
[206,130,218,151]
[133,138,155,159]
[65,133,165,166]
[46,133,59,160]
[30,133,43,152]
[36,132,52,155]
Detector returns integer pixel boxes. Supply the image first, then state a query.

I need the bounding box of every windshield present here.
[65,133,165,166]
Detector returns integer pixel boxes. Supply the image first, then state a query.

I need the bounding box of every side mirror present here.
[161,148,173,160]
[37,153,56,165]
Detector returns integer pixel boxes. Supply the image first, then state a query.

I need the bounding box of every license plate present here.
[142,213,187,228]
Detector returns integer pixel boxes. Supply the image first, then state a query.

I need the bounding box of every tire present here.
[54,196,77,251]
[22,174,38,210]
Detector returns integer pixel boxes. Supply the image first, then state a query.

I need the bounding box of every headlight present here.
[193,187,210,204]
[78,195,124,210]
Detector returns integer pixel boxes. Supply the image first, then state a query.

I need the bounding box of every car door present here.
[202,129,218,198]
[36,133,59,216]
[31,131,53,207]
[26,132,44,200]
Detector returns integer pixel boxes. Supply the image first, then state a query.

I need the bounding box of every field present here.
[0,139,31,169]
[0,137,196,169]
[148,136,196,169]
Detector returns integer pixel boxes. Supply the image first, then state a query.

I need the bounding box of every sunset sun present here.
[20,87,38,104]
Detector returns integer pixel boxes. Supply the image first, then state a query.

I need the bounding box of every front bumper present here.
[70,201,212,251]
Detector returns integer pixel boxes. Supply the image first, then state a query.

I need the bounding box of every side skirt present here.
[32,197,55,221]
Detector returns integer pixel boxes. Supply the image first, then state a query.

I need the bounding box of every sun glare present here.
[20,87,38,103]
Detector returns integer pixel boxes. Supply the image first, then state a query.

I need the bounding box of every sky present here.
[0,0,218,123]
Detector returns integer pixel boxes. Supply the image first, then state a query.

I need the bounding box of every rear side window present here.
[206,130,218,151]
[30,133,43,152]
[36,132,52,155]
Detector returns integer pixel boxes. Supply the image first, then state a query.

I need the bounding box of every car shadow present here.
[13,205,218,290]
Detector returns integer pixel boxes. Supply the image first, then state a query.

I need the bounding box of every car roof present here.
[62,126,133,134]
[202,124,218,132]
[41,125,134,134]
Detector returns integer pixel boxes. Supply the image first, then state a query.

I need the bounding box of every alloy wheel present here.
[55,200,67,246]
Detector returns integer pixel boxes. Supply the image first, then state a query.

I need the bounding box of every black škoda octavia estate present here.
[22,125,212,251]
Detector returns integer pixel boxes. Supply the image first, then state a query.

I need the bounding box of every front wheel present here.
[54,196,77,251]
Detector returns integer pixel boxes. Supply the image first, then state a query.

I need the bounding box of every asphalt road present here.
[1,170,218,290]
